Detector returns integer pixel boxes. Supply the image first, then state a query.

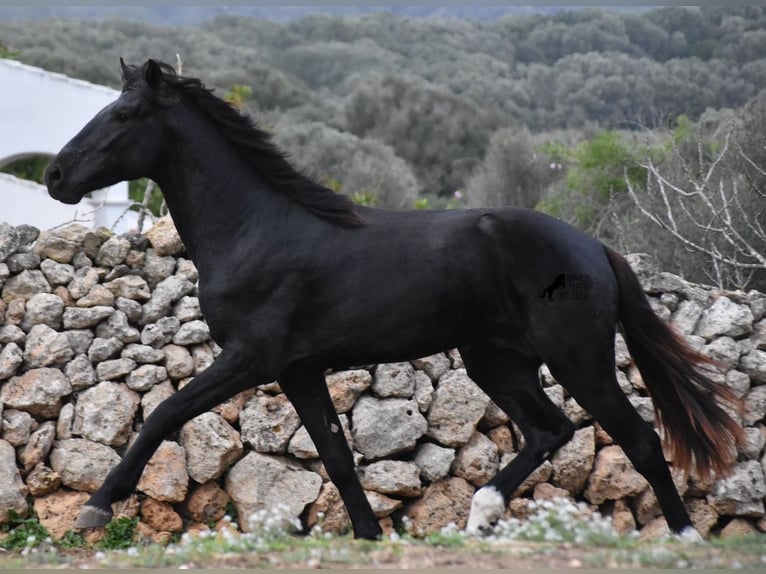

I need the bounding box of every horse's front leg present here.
[279,367,382,541]
[75,349,258,528]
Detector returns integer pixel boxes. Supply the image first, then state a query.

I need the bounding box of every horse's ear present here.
[119,57,130,82]
[145,59,164,90]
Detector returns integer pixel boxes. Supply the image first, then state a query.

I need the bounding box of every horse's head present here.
[46,59,171,204]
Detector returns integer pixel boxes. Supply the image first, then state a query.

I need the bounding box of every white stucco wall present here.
[0,58,138,232]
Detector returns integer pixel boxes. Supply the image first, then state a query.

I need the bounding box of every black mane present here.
[124,60,365,228]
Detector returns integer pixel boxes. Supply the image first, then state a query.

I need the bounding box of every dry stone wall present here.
[0,219,765,541]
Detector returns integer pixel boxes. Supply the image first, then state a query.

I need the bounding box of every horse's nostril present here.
[45,164,64,187]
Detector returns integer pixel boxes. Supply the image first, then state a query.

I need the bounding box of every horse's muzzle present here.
[44,162,79,204]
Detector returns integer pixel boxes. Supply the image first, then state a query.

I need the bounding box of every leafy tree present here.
[465,127,561,209]
[342,72,499,196]
[273,120,420,208]
[537,130,648,238]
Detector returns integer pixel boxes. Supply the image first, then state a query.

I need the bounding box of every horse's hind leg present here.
[279,367,382,540]
[544,343,696,537]
[460,344,575,534]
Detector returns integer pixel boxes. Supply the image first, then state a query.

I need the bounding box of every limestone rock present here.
[173,296,202,322]
[137,440,189,503]
[0,341,23,379]
[126,364,168,392]
[162,344,194,380]
[33,490,90,539]
[122,342,166,364]
[96,357,137,381]
[33,224,90,263]
[288,414,351,459]
[414,442,456,482]
[88,336,124,362]
[707,460,766,516]
[185,481,230,524]
[1,367,71,418]
[741,350,766,384]
[744,386,766,426]
[366,490,403,517]
[412,353,452,382]
[96,310,139,343]
[141,317,181,349]
[140,497,183,533]
[671,300,704,336]
[77,284,115,307]
[141,249,177,288]
[0,222,20,262]
[73,382,140,446]
[23,323,73,368]
[686,498,719,538]
[141,275,195,325]
[306,482,350,535]
[145,216,185,256]
[19,421,57,473]
[96,236,131,267]
[225,452,322,532]
[67,267,100,300]
[26,464,62,497]
[405,477,474,536]
[39,259,75,286]
[373,362,416,398]
[50,438,121,492]
[703,336,742,370]
[0,439,28,523]
[551,426,596,495]
[413,371,434,413]
[240,393,301,454]
[66,329,94,355]
[65,354,97,390]
[180,412,244,483]
[584,445,649,504]
[425,369,490,447]
[171,319,210,345]
[2,409,34,446]
[141,380,175,420]
[352,395,427,459]
[359,460,422,497]
[327,369,371,413]
[2,269,50,303]
[450,431,499,487]
[695,296,753,339]
[105,275,152,301]
[720,517,758,538]
[21,293,65,330]
[63,305,114,329]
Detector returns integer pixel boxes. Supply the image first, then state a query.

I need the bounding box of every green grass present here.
[1,501,765,569]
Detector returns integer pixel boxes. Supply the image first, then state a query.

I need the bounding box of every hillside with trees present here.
[1,6,765,289]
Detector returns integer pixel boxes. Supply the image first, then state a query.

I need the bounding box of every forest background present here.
[1,6,765,290]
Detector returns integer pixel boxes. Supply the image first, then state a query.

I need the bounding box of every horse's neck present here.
[154,125,291,266]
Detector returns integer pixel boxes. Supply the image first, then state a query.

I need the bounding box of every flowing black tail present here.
[604,247,744,478]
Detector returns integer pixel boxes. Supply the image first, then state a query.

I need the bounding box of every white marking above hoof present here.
[675,526,703,544]
[465,486,505,536]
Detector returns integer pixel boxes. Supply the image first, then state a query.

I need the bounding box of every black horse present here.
[45,59,743,541]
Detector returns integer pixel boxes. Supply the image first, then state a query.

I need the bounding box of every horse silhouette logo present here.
[541,274,566,300]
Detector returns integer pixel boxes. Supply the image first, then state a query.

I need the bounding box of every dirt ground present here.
[2,534,766,569]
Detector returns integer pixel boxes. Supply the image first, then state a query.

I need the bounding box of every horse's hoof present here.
[74,505,113,528]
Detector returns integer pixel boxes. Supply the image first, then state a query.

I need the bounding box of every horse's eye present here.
[117,112,128,122]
